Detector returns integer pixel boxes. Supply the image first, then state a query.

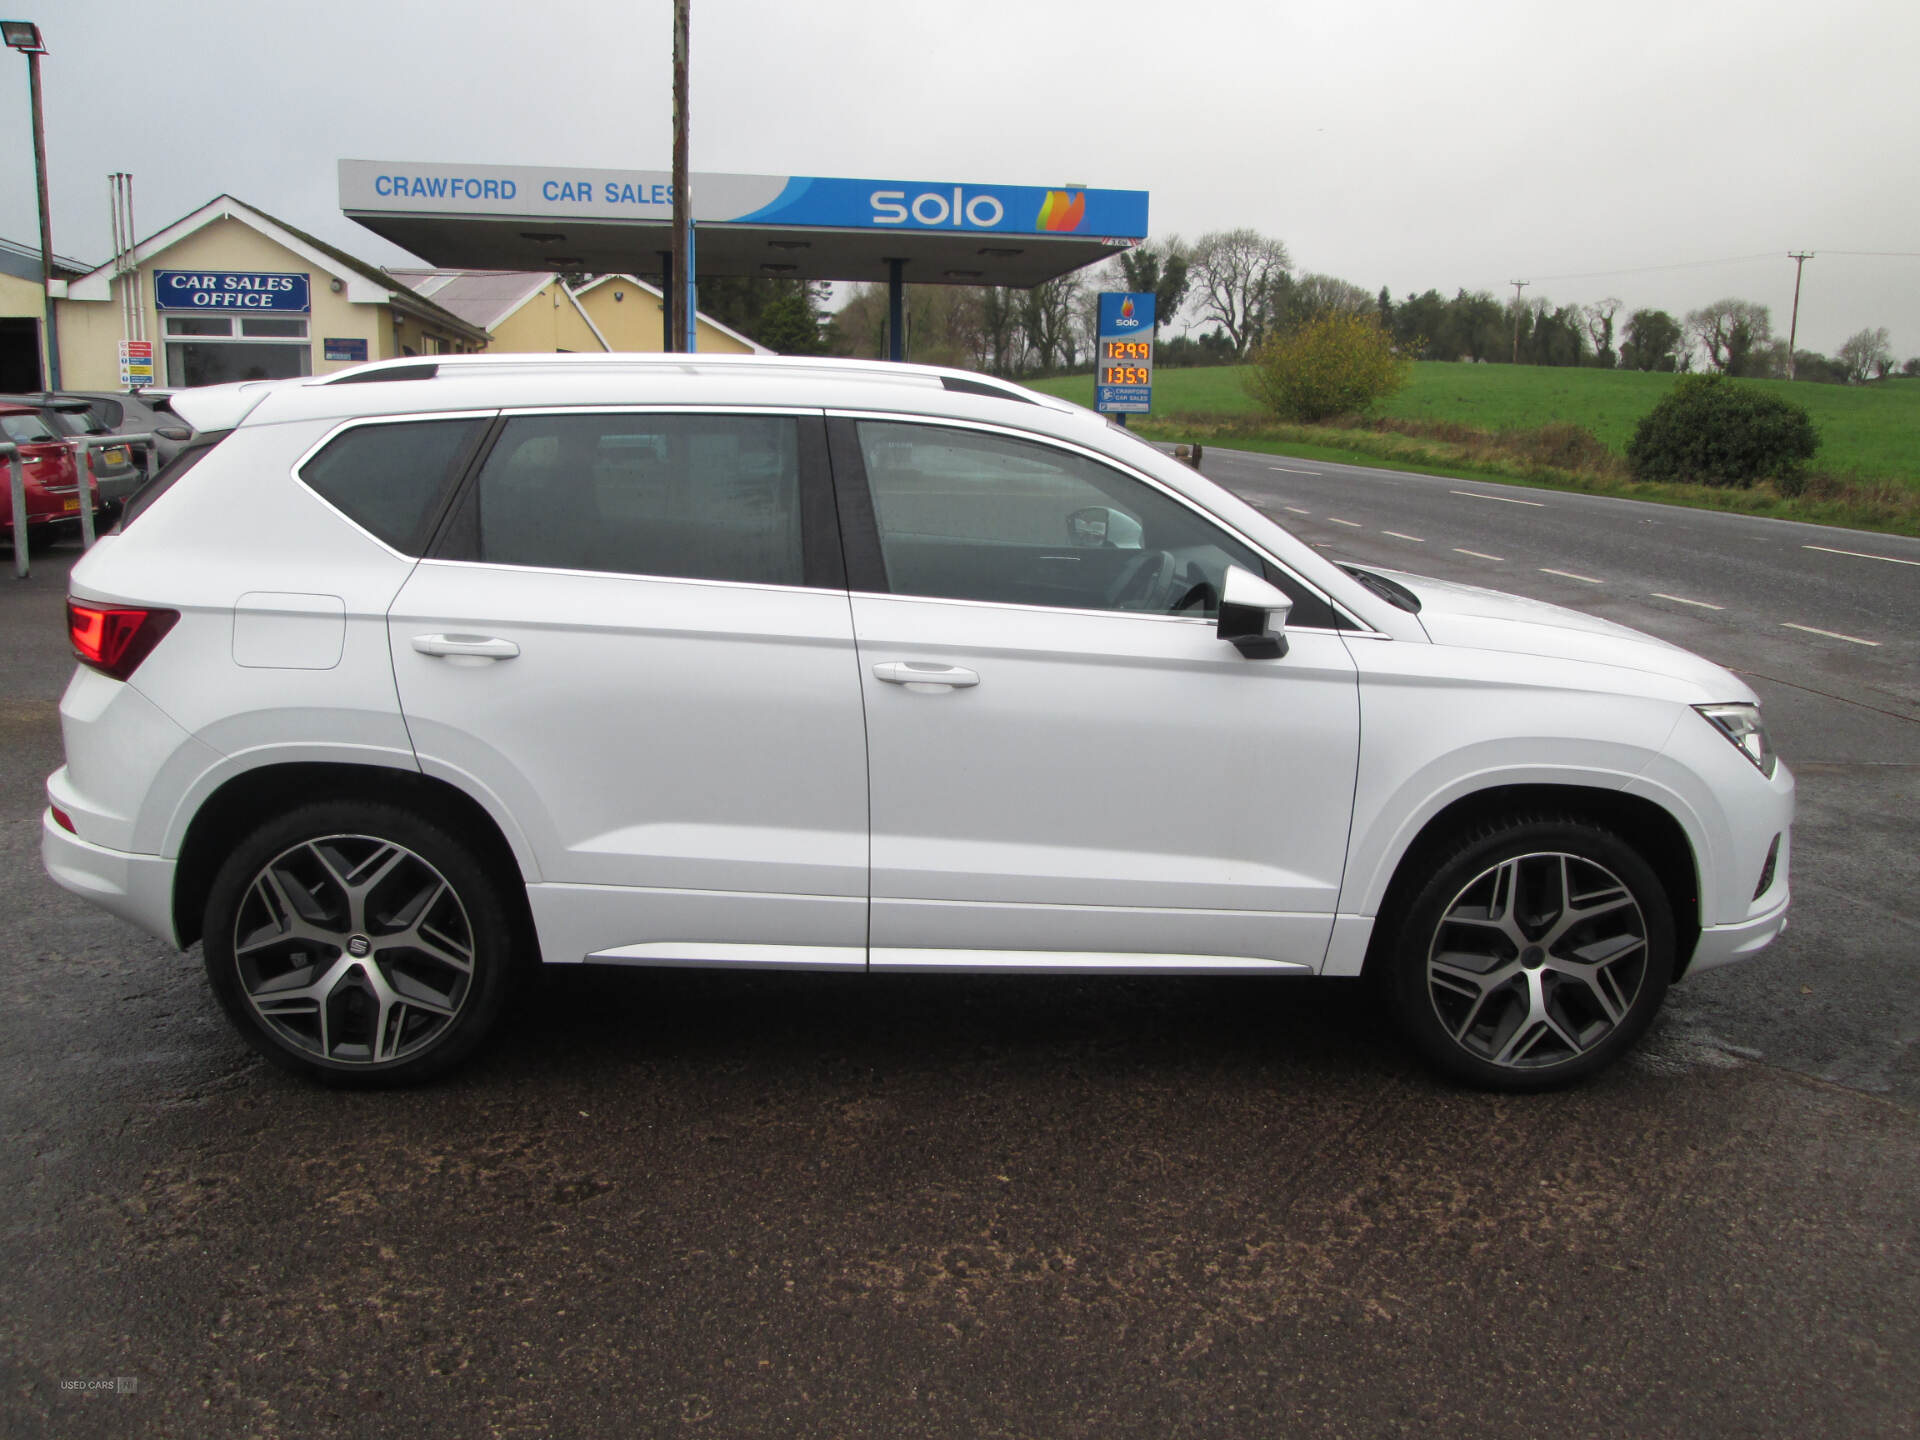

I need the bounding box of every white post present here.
[7,445,28,579]
[75,441,97,548]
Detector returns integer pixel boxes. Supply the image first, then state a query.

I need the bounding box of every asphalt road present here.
[4,515,1918,1438]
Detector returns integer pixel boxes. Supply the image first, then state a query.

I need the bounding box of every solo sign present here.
[154,270,311,313]
[1094,292,1155,415]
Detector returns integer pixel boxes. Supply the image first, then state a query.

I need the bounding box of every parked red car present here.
[1,402,101,548]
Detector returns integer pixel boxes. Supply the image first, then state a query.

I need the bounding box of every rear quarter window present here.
[1,414,56,444]
[298,417,487,554]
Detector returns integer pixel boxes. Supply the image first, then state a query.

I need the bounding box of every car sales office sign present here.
[1095,292,1154,415]
[154,271,311,313]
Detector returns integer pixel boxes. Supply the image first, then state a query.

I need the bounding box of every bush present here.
[1626,375,1818,488]
[1245,313,1408,423]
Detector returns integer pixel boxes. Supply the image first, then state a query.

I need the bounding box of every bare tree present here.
[1020,274,1084,374]
[1582,297,1623,365]
[1188,228,1292,357]
[1686,298,1773,376]
[1836,326,1894,384]
[979,287,1025,376]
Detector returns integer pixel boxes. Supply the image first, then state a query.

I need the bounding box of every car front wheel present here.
[202,801,517,1086]
[1383,816,1675,1090]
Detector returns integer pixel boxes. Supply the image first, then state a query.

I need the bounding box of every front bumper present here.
[41,810,180,948]
[1686,887,1790,975]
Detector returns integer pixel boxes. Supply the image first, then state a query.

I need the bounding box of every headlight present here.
[1695,703,1777,778]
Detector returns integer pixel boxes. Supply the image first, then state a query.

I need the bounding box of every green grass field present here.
[1030,363,1920,481]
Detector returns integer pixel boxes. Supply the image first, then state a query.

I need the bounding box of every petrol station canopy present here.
[339,160,1149,289]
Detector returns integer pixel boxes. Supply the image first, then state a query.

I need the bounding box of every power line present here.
[1524,252,1780,284]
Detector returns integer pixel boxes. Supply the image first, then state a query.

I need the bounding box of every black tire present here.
[202,800,519,1087]
[1381,815,1674,1091]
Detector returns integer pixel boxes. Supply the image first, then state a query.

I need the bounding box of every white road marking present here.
[1540,568,1603,584]
[1284,506,1311,515]
[1803,544,1920,568]
[1382,531,1425,542]
[1269,465,1320,474]
[1451,489,1545,507]
[1311,541,1334,548]
[1652,593,1725,610]
[1454,548,1505,561]
[1327,517,1363,527]
[1783,622,1880,647]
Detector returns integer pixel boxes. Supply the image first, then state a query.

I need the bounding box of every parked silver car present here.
[64,389,196,477]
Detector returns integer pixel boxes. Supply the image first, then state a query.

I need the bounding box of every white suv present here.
[42,354,1793,1089]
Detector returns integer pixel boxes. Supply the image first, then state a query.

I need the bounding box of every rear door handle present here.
[411,633,520,659]
[873,661,979,689]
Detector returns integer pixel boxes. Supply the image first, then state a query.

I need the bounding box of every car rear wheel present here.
[202,801,517,1086]
[1383,816,1675,1091]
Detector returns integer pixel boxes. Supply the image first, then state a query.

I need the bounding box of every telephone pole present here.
[1509,280,1529,365]
[1786,252,1813,380]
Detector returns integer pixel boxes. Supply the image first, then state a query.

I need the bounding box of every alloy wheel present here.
[1425,851,1650,1071]
[230,834,476,1066]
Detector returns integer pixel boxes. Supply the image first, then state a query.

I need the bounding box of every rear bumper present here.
[1686,887,1790,975]
[41,810,180,948]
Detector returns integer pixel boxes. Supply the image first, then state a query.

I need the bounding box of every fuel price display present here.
[1094,292,1155,416]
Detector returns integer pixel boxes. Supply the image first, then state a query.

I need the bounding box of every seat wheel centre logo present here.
[347,934,372,958]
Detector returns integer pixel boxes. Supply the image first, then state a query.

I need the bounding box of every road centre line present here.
[1540,568,1603,584]
[1382,531,1426,542]
[1451,489,1545,507]
[1803,544,1920,568]
[1284,506,1311,515]
[1453,548,1505,561]
[1327,517,1363,527]
[1783,622,1880,647]
[1652,593,1725,610]
[1269,465,1320,474]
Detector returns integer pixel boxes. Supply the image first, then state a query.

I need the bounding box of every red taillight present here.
[67,601,178,680]
[50,806,75,834]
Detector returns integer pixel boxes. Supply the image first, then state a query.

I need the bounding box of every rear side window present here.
[469,412,804,586]
[299,418,486,554]
[1,413,56,444]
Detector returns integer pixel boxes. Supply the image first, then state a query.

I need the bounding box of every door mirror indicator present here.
[1217,565,1292,659]
[1066,505,1143,550]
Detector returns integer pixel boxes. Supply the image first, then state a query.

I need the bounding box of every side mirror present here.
[1066,505,1144,550]
[1217,565,1292,659]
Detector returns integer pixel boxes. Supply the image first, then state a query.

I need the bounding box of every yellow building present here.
[1,237,91,390]
[56,195,488,390]
[392,270,766,357]
[570,274,766,355]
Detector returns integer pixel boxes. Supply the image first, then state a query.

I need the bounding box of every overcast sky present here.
[4,0,1916,357]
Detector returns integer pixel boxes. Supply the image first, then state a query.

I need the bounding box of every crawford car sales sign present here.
[154,270,311,313]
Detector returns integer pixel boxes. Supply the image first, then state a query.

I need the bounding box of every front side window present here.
[473,413,804,586]
[856,420,1267,619]
[299,417,485,553]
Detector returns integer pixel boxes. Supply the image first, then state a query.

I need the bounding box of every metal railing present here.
[5,431,159,580]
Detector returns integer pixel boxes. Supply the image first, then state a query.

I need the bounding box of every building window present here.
[163,314,310,385]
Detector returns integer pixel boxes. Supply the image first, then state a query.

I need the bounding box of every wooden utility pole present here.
[1509,280,1529,365]
[1786,252,1813,380]
[669,0,690,352]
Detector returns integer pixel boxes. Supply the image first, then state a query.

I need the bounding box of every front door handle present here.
[873,661,979,689]
[411,633,520,659]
